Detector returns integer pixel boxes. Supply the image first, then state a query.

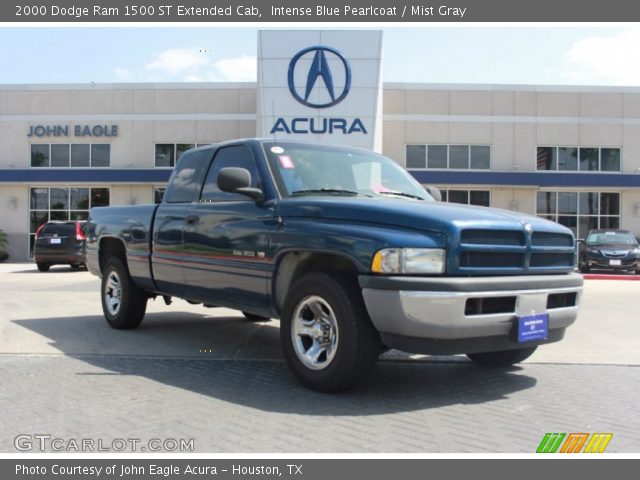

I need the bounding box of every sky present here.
[0,26,639,86]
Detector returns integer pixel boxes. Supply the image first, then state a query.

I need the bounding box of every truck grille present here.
[457,228,574,273]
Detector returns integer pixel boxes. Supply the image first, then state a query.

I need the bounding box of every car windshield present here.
[586,232,637,245]
[262,142,434,201]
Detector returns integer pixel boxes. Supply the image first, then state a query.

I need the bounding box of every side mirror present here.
[217,167,264,201]
[425,185,442,202]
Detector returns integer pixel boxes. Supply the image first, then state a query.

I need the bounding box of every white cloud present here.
[139,47,256,82]
[114,67,130,80]
[560,30,640,85]
[145,48,209,75]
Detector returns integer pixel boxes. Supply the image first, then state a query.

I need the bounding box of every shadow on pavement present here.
[14,312,537,416]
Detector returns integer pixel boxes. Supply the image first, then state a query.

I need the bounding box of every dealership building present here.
[2,29,640,261]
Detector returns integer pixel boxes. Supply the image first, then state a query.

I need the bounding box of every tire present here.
[70,264,81,270]
[36,263,49,272]
[242,311,271,322]
[579,265,590,273]
[101,257,147,330]
[467,346,538,367]
[280,272,380,393]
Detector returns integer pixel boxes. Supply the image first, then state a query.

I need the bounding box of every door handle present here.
[186,214,199,225]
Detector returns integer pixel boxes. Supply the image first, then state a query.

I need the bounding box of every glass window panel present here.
[427,145,447,169]
[470,146,490,169]
[469,190,490,207]
[449,145,469,169]
[91,144,110,167]
[201,145,259,202]
[50,211,69,221]
[50,144,70,167]
[90,188,110,208]
[30,188,49,210]
[600,193,620,216]
[537,192,557,215]
[536,147,556,170]
[30,211,49,233]
[155,144,175,167]
[448,190,469,204]
[196,143,212,148]
[578,192,599,216]
[578,216,599,240]
[70,188,90,210]
[539,215,556,222]
[579,148,599,171]
[557,215,578,237]
[31,144,49,167]
[601,148,621,172]
[70,211,89,221]
[600,217,620,229]
[557,147,578,171]
[406,145,426,169]
[50,188,69,210]
[557,192,577,215]
[71,144,90,167]
[176,144,196,163]
[440,190,448,202]
[165,149,210,203]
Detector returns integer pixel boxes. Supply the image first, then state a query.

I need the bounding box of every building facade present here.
[2,31,640,261]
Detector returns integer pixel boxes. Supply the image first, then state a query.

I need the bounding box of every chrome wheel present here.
[291,295,339,371]
[104,271,122,316]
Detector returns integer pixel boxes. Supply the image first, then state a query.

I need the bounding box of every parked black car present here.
[33,221,87,272]
[579,229,640,274]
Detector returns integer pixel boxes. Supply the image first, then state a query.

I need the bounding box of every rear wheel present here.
[466,346,538,367]
[101,257,147,330]
[242,311,271,322]
[280,272,380,392]
[579,264,590,273]
[36,263,49,272]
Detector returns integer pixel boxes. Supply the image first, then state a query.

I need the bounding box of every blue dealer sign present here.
[271,45,366,135]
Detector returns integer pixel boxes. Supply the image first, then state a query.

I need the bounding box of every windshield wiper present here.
[376,190,426,201]
[290,188,370,197]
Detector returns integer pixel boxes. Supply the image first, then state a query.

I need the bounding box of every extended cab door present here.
[152,148,212,297]
[182,144,275,310]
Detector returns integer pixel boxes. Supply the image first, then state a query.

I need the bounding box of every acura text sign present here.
[257,30,383,151]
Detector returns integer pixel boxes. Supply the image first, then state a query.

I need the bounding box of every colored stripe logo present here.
[537,433,613,453]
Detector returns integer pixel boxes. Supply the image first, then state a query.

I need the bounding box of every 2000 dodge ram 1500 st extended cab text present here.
[86,139,583,392]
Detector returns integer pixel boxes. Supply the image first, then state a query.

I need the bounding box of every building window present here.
[30,144,111,167]
[29,187,110,256]
[406,144,490,170]
[536,147,621,172]
[536,191,620,239]
[154,187,166,204]
[440,189,491,207]
[154,143,211,168]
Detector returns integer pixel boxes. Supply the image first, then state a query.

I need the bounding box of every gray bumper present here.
[359,273,583,354]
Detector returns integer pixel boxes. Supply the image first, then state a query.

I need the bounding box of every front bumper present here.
[359,273,583,355]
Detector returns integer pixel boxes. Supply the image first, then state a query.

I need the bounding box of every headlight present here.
[371,248,446,274]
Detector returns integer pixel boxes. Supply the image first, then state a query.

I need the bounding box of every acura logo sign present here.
[287,46,351,109]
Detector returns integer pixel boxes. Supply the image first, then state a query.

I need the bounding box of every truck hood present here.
[278,197,570,235]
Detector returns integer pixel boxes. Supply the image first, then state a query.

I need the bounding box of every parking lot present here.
[1,262,639,453]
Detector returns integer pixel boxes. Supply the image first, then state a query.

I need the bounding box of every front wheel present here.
[466,346,538,367]
[101,257,147,330]
[36,263,49,272]
[280,272,380,393]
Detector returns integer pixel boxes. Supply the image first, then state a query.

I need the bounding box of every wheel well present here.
[273,252,361,313]
[99,237,127,274]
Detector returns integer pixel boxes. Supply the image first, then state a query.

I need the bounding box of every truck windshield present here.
[263,142,434,201]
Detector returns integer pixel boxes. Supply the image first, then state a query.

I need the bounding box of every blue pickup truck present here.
[86,139,583,392]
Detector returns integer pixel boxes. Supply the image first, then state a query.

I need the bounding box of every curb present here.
[583,273,640,281]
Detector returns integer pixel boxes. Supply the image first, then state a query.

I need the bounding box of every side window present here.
[201,145,260,202]
[164,150,211,203]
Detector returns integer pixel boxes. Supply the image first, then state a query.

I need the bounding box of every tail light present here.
[76,222,87,241]
[35,224,46,238]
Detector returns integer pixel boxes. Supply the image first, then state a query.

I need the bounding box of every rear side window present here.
[201,145,260,202]
[42,223,75,237]
[164,149,212,203]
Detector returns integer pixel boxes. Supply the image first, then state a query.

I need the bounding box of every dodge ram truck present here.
[86,139,583,392]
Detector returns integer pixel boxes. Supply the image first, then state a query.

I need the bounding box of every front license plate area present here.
[517,313,549,343]
[610,259,621,266]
